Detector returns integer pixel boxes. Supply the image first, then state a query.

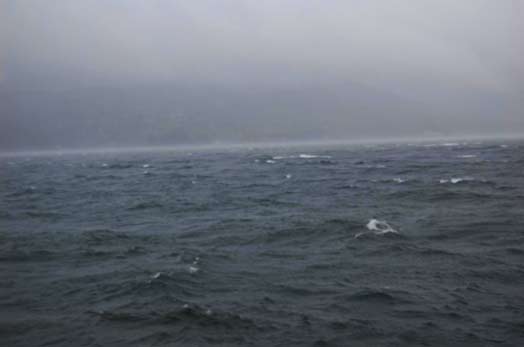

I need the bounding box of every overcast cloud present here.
[1,1,523,149]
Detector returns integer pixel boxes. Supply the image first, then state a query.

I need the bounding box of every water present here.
[1,140,524,346]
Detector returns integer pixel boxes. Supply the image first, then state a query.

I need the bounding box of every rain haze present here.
[1,0,523,150]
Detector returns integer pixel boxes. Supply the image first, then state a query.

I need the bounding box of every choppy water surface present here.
[1,140,524,346]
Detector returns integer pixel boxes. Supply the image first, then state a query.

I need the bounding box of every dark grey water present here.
[1,140,524,346]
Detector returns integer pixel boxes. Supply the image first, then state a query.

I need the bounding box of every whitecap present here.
[143,164,150,168]
[151,272,162,279]
[188,265,199,274]
[451,177,475,184]
[457,154,476,158]
[355,219,398,238]
[393,178,405,183]
[442,142,460,147]
[440,177,474,184]
[298,154,332,159]
[366,219,397,234]
[266,160,276,164]
[101,163,108,167]
[285,174,292,179]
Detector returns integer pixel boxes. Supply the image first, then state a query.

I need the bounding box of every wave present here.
[0,210,14,220]
[83,174,123,181]
[127,201,163,211]
[356,163,387,169]
[422,142,466,148]
[0,249,56,262]
[271,154,332,160]
[89,304,258,331]
[439,177,474,184]
[299,154,332,159]
[354,219,398,239]
[7,186,39,198]
[100,163,134,169]
[25,210,62,220]
[366,219,397,234]
[82,228,129,244]
[341,288,412,304]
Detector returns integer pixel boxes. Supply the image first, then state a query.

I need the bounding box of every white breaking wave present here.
[439,177,474,184]
[298,154,332,159]
[360,164,387,169]
[366,219,397,234]
[272,154,332,160]
[457,154,477,158]
[266,160,276,164]
[393,178,405,183]
[355,219,398,238]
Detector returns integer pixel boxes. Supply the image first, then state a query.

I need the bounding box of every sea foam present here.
[298,154,332,159]
[355,219,398,238]
[272,154,332,160]
[439,177,474,184]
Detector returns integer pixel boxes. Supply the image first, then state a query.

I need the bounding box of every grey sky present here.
[0,1,523,149]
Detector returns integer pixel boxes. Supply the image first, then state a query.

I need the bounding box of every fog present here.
[1,0,523,150]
